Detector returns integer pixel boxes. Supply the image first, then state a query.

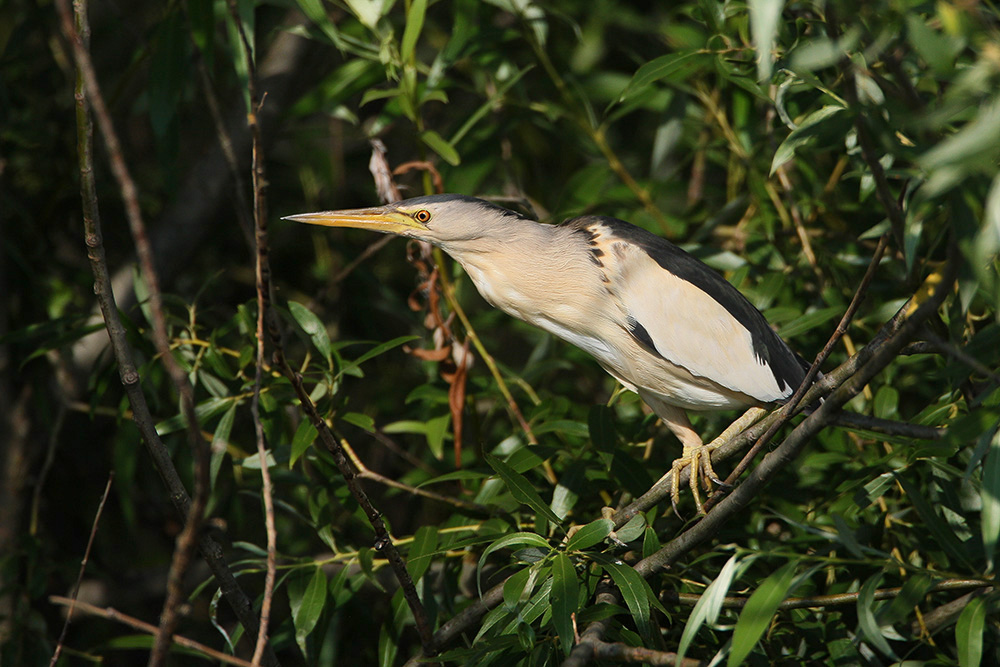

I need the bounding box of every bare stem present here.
[49,473,114,667]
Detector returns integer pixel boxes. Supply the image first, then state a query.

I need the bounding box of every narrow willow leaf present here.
[400,0,427,61]
[897,475,974,570]
[956,596,986,667]
[677,554,743,665]
[728,561,798,666]
[406,525,438,583]
[550,553,578,654]
[749,0,783,82]
[210,404,236,490]
[290,567,327,657]
[603,560,652,637]
[420,130,461,166]
[617,51,703,104]
[856,573,897,659]
[342,335,419,372]
[770,106,845,176]
[503,563,537,607]
[289,301,332,363]
[485,453,562,525]
[981,425,1000,570]
[476,531,551,596]
[289,418,318,468]
[294,0,345,48]
[565,518,612,552]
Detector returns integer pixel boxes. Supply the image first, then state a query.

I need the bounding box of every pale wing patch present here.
[611,245,787,403]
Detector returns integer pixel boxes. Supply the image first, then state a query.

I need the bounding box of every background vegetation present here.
[3,0,999,664]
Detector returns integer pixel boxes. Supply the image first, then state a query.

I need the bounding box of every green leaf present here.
[290,567,327,657]
[342,412,375,432]
[728,561,798,666]
[290,419,318,468]
[856,573,897,660]
[770,106,846,176]
[565,518,612,552]
[294,0,345,48]
[210,404,236,490]
[956,596,986,667]
[776,305,842,339]
[155,397,233,436]
[602,560,652,637]
[981,425,1000,570]
[749,0,783,82]
[477,532,551,596]
[897,475,974,570]
[616,51,704,104]
[919,97,1000,171]
[289,301,332,363]
[341,336,419,376]
[550,553,578,654]
[420,130,461,166]
[503,563,538,607]
[485,453,562,525]
[677,554,744,665]
[400,0,427,61]
[407,525,437,583]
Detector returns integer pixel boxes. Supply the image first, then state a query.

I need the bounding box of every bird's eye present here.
[414,209,432,224]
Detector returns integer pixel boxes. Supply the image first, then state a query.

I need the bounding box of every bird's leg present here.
[665,406,769,515]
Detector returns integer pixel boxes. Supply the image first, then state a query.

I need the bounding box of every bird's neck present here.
[441,222,607,337]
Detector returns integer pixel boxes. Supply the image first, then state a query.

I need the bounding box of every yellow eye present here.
[414,209,431,223]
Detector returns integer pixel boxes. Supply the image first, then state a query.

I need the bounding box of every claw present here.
[668,441,724,515]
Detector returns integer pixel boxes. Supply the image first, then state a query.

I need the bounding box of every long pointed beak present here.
[282,206,423,236]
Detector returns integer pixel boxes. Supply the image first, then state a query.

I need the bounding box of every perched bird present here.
[286,194,806,510]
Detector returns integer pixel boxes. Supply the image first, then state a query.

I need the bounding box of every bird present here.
[285,194,807,512]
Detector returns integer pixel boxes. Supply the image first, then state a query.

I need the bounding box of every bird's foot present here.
[669,443,727,516]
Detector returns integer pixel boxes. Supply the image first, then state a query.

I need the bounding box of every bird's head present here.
[283,194,526,247]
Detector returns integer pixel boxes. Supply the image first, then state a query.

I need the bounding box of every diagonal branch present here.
[565,240,959,666]
[55,1,277,663]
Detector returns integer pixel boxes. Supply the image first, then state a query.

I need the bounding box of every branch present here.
[567,240,959,666]
[55,2,277,662]
[55,2,211,663]
[49,473,113,667]
[48,597,256,667]
[660,578,992,611]
[222,2,279,662]
[701,233,890,513]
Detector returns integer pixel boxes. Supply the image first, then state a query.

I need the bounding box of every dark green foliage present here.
[3,0,1000,665]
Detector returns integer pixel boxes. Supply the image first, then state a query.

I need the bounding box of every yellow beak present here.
[282,206,423,236]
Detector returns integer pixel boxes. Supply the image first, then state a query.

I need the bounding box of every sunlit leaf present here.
[677,554,743,665]
[856,573,897,660]
[400,0,427,61]
[565,518,612,552]
[956,596,986,667]
[728,561,798,666]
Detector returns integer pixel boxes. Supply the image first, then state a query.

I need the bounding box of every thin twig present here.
[49,473,114,667]
[339,435,491,515]
[181,0,255,253]
[223,3,279,663]
[660,578,992,611]
[48,597,256,667]
[55,2,210,663]
[700,233,890,514]
[56,1,275,662]
[274,350,437,654]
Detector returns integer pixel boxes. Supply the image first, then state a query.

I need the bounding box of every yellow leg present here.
[666,407,768,515]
